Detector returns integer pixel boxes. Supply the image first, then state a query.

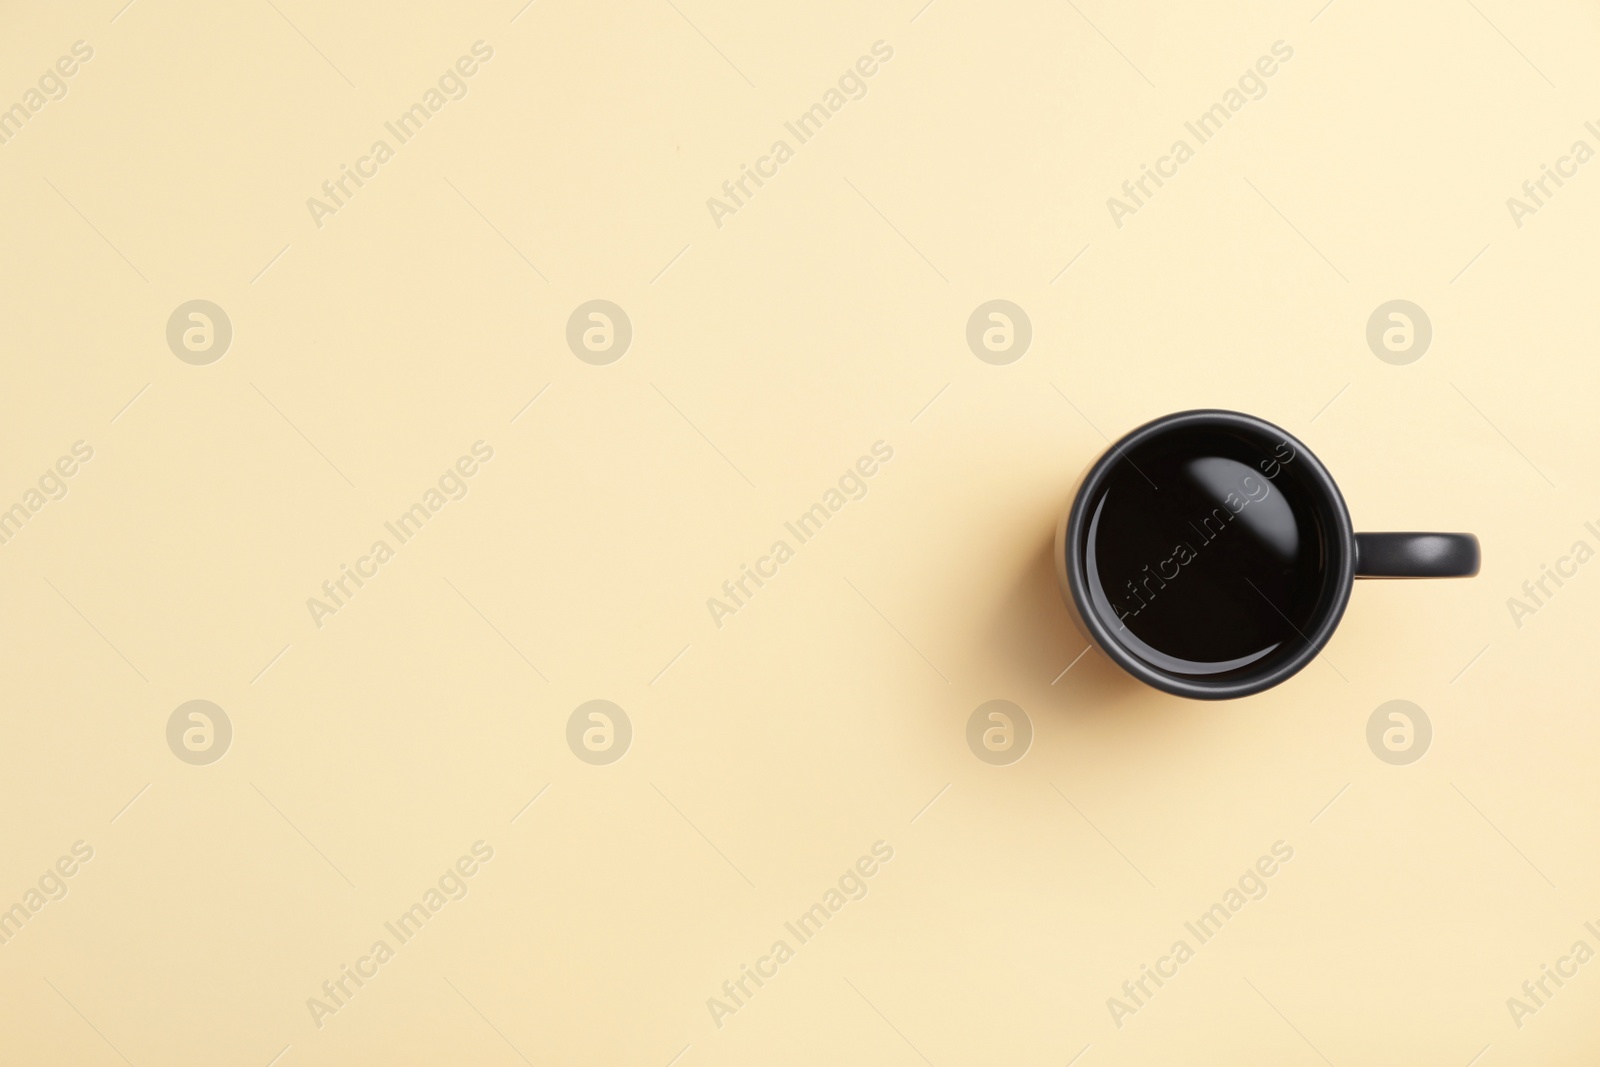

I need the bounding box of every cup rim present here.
[1062,409,1356,700]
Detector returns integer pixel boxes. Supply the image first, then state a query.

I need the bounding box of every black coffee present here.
[1075,424,1338,681]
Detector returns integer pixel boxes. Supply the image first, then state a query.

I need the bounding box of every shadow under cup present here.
[1067,416,1352,695]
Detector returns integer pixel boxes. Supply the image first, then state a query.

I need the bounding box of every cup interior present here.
[1068,413,1351,695]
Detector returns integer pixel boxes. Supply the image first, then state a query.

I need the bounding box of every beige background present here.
[2,0,1598,1063]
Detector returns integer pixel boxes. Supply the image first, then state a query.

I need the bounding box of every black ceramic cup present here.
[1054,409,1479,699]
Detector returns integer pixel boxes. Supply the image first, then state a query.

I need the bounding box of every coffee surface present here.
[1077,426,1336,680]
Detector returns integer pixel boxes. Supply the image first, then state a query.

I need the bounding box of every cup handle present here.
[1354,532,1480,578]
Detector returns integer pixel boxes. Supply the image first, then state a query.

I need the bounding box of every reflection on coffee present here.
[1077,427,1338,681]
